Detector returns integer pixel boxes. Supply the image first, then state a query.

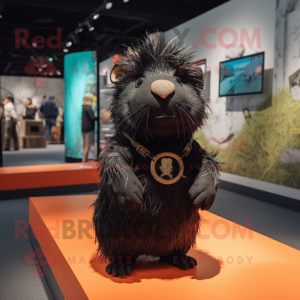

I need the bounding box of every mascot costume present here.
[93,34,222,277]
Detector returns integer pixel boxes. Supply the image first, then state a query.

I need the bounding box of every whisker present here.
[145,108,149,142]
[179,104,200,127]
[133,108,148,139]
[176,104,185,141]
[117,105,145,124]
[172,107,180,139]
[180,83,207,121]
[117,105,146,127]
[182,102,203,115]
[146,109,154,140]
[130,107,147,129]
[179,105,193,133]
[125,104,147,117]
[180,103,202,128]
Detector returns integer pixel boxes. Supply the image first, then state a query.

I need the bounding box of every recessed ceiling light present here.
[66,41,72,47]
[89,27,94,32]
[56,70,61,75]
[63,49,69,53]
[123,0,129,2]
[106,2,113,9]
[93,14,99,20]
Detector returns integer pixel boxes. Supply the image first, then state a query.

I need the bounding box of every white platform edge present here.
[220,172,300,202]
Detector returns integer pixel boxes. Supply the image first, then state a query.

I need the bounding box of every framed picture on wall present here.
[219,52,265,97]
[289,68,300,101]
[191,59,206,77]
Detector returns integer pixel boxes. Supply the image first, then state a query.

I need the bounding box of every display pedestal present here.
[0,162,98,199]
[19,119,46,148]
[29,195,300,300]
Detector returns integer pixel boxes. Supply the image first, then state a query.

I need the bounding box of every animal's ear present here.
[110,65,124,84]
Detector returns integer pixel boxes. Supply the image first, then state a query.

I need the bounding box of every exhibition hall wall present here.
[0,76,64,128]
[164,0,300,193]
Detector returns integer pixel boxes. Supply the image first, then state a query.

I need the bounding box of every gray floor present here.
[0,197,54,300]
[0,189,299,300]
[2,144,65,167]
[0,191,95,300]
[210,189,300,250]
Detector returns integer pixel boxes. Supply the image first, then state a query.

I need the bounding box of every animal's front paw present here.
[111,170,144,210]
[189,174,217,210]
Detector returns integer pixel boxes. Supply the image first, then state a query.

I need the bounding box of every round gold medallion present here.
[150,152,185,185]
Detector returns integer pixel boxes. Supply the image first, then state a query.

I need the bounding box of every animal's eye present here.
[135,77,144,88]
[175,77,182,84]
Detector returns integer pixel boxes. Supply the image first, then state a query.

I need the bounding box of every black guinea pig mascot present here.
[93,34,222,277]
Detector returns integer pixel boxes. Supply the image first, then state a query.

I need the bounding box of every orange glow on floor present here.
[29,195,300,300]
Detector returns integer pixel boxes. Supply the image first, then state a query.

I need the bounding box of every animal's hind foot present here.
[160,254,197,270]
[105,256,137,277]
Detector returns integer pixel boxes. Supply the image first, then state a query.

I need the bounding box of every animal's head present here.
[110,33,210,138]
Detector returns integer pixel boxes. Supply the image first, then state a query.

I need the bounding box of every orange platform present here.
[29,195,300,300]
[0,162,98,191]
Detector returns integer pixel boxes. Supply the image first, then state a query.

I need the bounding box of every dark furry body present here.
[94,177,199,258]
[93,134,219,258]
[92,34,222,273]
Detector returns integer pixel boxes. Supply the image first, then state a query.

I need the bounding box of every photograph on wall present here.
[219,53,264,97]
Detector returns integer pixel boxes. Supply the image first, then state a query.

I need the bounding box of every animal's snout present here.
[151,80,175,99]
